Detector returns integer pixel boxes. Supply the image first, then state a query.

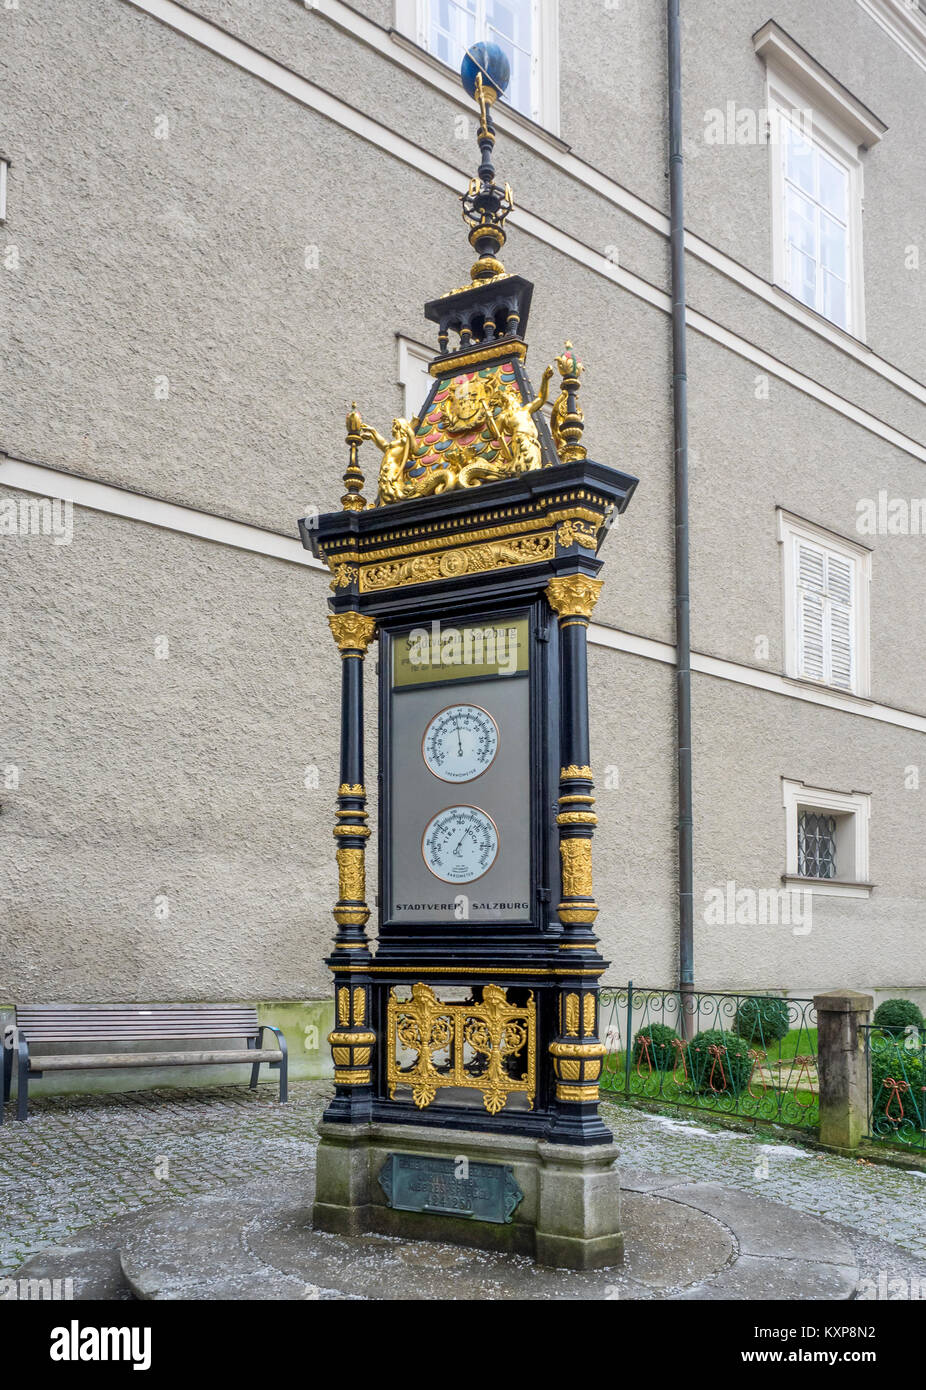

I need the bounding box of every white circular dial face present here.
[422,704,499,783]
[421,806,499,884]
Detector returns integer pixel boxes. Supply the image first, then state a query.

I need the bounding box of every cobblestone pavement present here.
[1,1083,924,1279]
[600,1101,926,1262]
[0,1083,322,1275]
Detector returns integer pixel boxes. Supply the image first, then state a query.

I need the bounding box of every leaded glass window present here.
[798,811,837,879]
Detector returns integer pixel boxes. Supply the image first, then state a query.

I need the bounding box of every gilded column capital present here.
[545,575,603,621]
[328,611,377,654]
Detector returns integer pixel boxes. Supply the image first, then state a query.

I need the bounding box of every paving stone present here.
[2,1082,924,1299]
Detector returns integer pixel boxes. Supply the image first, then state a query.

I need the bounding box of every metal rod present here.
[667,0,694,998]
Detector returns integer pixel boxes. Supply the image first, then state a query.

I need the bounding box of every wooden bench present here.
[1,1004,288,1122]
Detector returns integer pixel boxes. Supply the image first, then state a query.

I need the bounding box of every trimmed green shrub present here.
[873,998,925,1032]
[632,1023,678,1072]
[870,1045,925,1128]
[733,996,791,1045]
[688,1028,754,1096]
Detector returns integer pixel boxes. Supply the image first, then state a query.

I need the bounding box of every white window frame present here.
[397,335,434,419]
[395,0,560,134]
[781,778,872,898]
[755,21,887,341]
[777,509,872,698]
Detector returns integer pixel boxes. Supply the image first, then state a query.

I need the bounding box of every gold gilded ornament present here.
[386,982,535,1114]
[546,575,603,620]
[336,846,366,903]
[564,994,580,1036]
[361,532,554,592]
[328,611,377,653]
[560,837,594,898]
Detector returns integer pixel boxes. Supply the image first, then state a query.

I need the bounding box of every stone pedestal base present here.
[312,1118,623,1270]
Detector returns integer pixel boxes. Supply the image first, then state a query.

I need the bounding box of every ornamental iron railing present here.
[599,983,818,1128]
[864,1024,926,1151]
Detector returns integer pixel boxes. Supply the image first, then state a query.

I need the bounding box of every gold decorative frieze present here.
[386,982,535,1115]
[545,575,603,620]
[360,532,554,592]
[329,563,359,590]
[556,810,598,826]
[328,611,377,654]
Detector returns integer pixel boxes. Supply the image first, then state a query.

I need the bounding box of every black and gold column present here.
[325,609,377,1121]
[545,574,609,1144]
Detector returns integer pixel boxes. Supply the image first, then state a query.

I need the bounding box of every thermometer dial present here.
[422,704,499,783]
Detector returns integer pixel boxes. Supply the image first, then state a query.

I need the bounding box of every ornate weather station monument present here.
[300,46,637,1268]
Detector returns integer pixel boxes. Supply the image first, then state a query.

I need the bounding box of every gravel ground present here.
[2,1082,923,1294]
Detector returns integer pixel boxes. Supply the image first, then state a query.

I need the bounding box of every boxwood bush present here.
[733,996,791,1045]
[688,1028,754,1096]
[632,1023,678,1072]
[873,998,924,1032]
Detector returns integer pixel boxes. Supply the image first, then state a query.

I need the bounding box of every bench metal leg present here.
[16,1040,29,1122]
[247,1037,260,1091]
[278,1042,288,1104]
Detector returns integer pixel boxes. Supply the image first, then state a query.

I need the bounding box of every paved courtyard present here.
[1,1082,924,1290]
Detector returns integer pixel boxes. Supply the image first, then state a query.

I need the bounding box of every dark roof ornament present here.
[459,42,515,286]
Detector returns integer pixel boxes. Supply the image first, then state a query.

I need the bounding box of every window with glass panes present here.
[424,0,535,120]
[779,117,852,331]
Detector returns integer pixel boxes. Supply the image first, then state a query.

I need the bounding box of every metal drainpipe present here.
[667,0,694,1018]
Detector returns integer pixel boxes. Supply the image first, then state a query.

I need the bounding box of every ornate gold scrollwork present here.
[545,575,603,621]
[328,611,377,654]
[561,765,593,781]
[336,847,366,905]
[386,982,536,1115]
[555,519,597,549]
[330,563,359,590]
[559,837,594,898]
[360,532,555,592]
[564,994,580,1036]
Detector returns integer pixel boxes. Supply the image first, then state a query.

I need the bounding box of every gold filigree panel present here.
[386,982,536,1115]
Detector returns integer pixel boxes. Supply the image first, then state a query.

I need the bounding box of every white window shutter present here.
[826,552,854,690]
[796,541,826,682]
[799,589,826,681]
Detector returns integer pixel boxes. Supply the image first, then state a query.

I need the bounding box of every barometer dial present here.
[422,704,499,783]
[421,806,499,883]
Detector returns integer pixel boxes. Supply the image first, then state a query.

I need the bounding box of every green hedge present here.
[632,1023,678,1072]
[733,996,791,1045]
[873,998,924,1031]
[688,1028,754,1096]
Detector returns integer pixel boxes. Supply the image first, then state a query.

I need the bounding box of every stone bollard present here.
[814,989,873,1151]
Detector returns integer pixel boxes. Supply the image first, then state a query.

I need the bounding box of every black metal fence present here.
[599,983,819,1128]
[864,1024,926,1151]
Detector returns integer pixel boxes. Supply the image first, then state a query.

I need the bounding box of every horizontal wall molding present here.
[301,0,926,409]
[122,0,926,464]
[590,622,926,734]
[856,0,926,74]
[5,451,925,736]
[0,454,320,568]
